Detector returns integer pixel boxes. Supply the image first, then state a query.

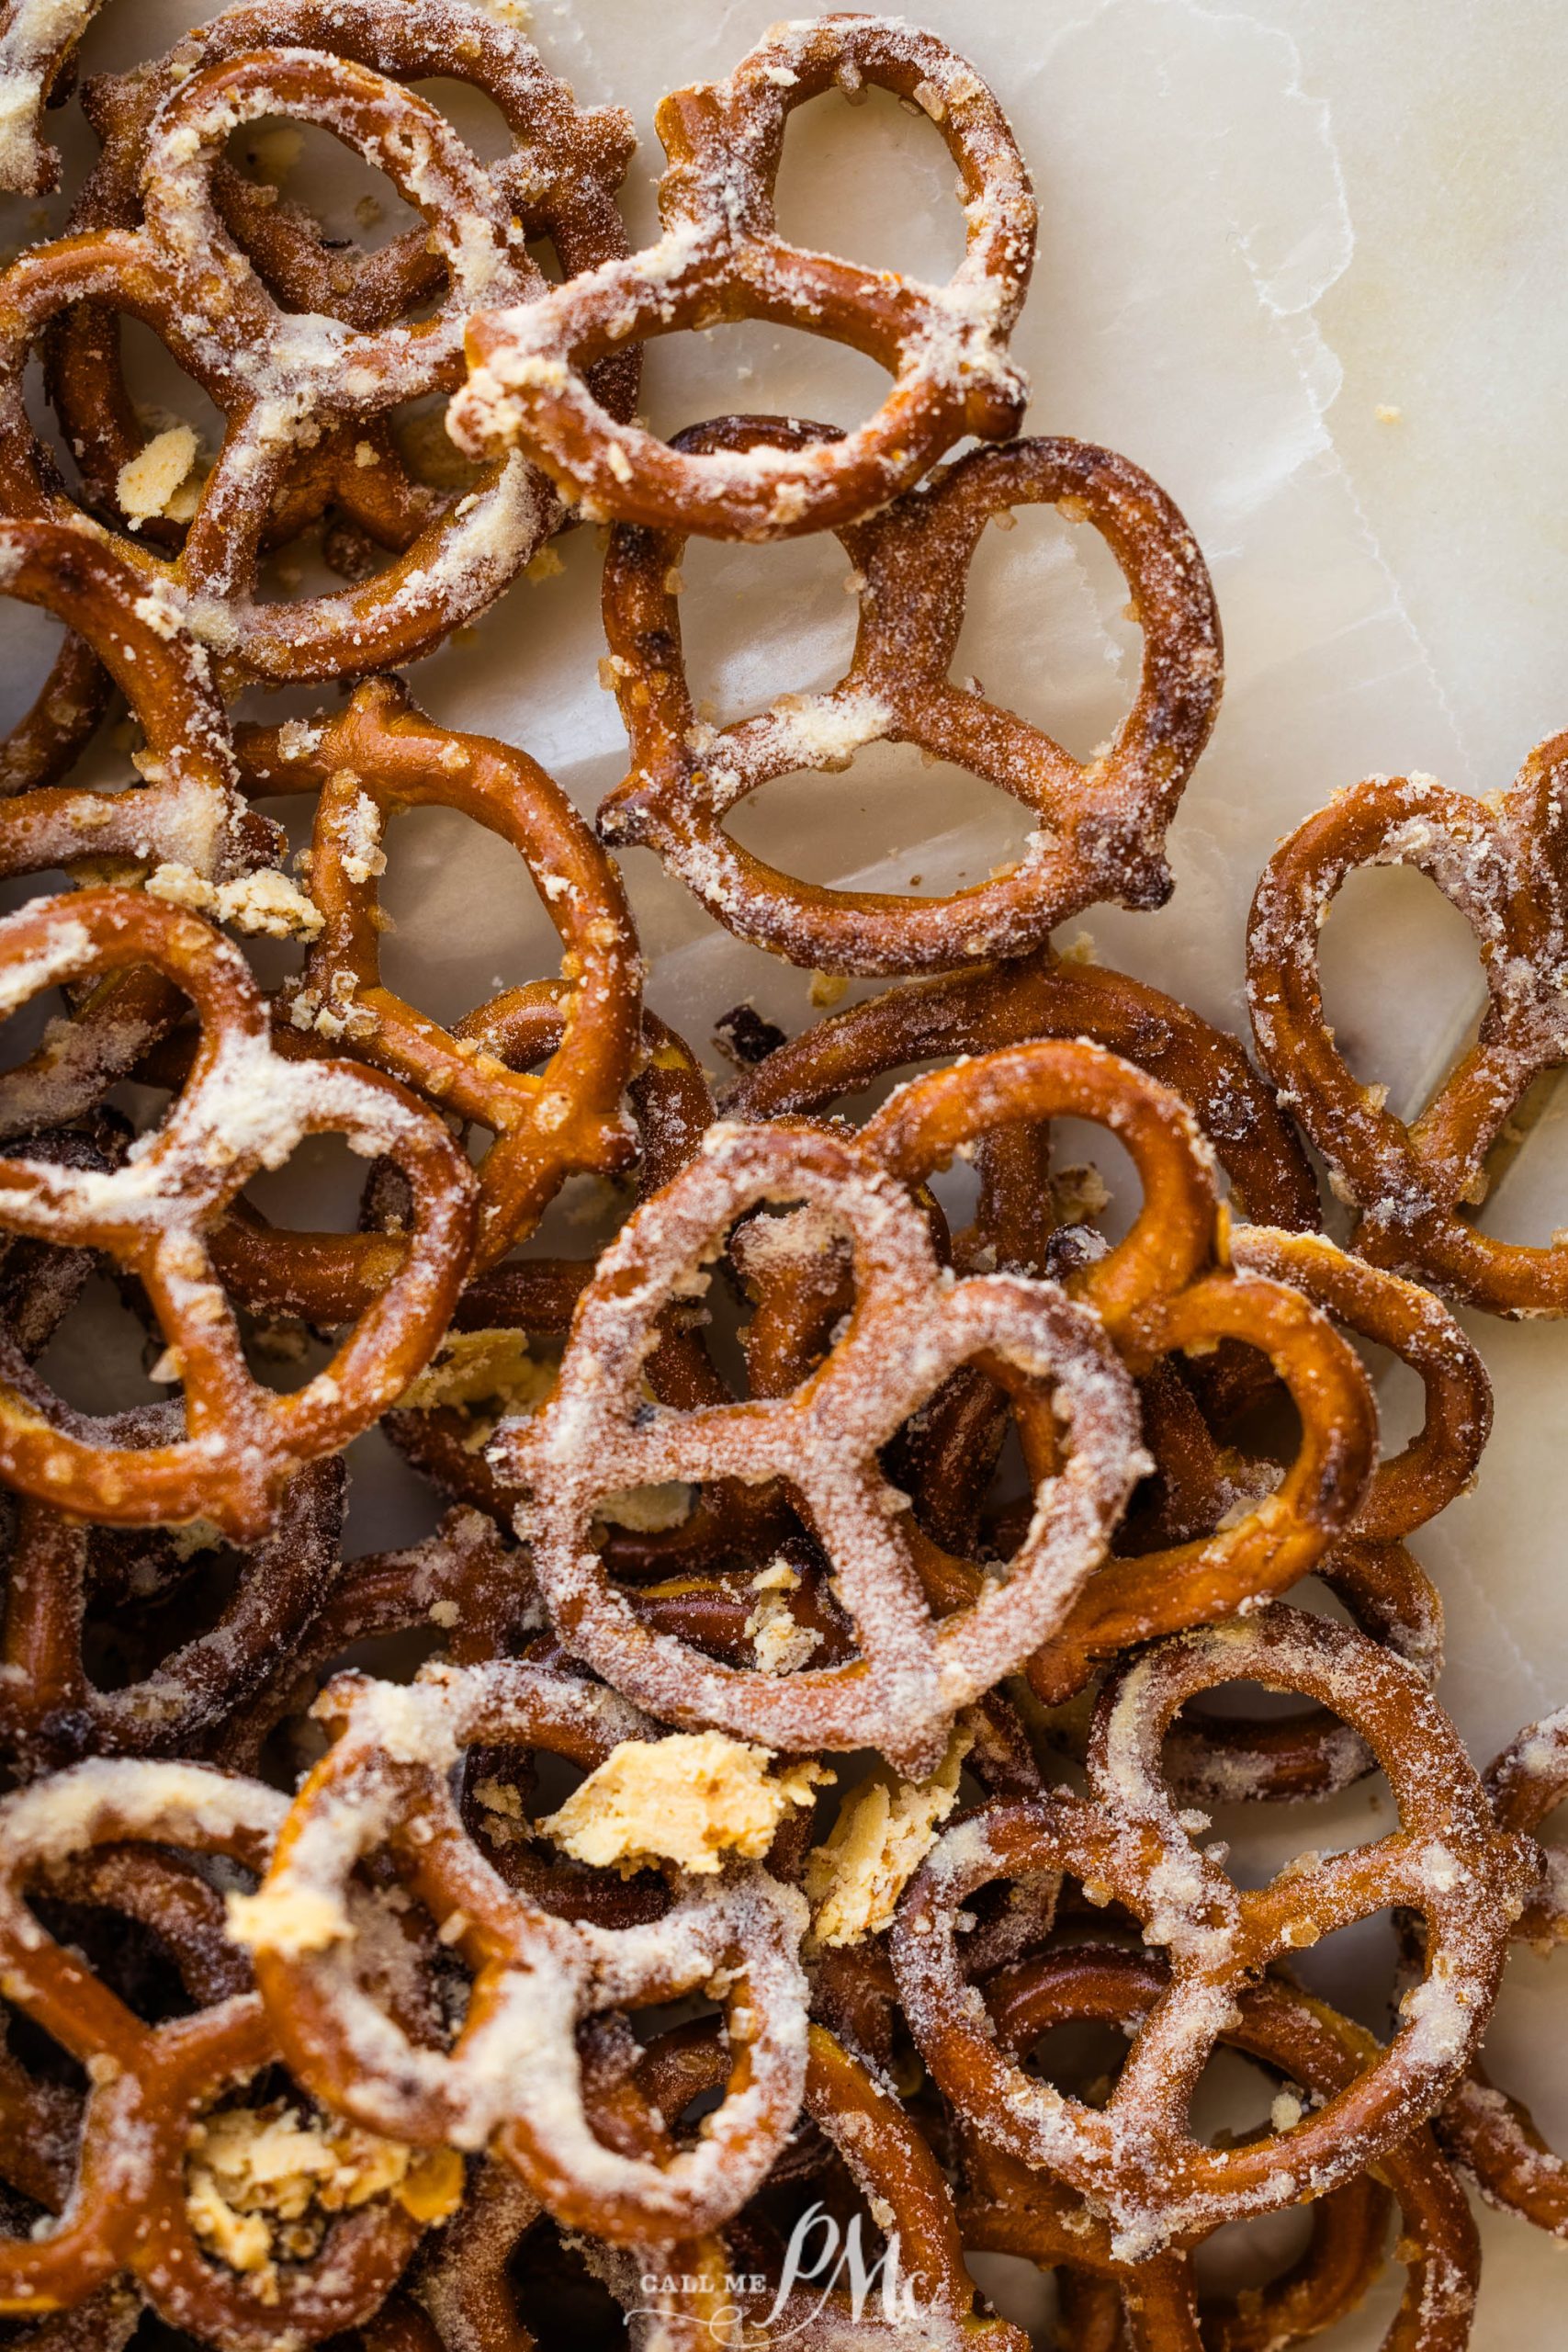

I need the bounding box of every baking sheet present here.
[5,0,1568,2338]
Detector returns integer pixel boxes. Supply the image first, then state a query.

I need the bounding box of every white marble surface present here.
[4,2,1568,2338]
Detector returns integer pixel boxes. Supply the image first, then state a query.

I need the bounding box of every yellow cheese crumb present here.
[225,1883,351,1959]
[145,862,324,942]
[540,1732,831,1877]
[1051,1162,1111,1227]
[594,1482,693,1532]
[807,971,849,1009]
[118,425,201,524]
[805,1727,972,1947]
[1374,403,1404,424]
[744,1560,820,1676]
[186,2101,461,2300]
[395,1328,556,1416]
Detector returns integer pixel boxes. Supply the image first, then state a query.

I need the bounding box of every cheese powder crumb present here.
[805,1726,973,1947]
[118,425,201,523]
[186,2100,462,2301]
[540,1732,832,1876]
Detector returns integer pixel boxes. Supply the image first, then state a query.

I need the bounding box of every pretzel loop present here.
[455,16,1037,539]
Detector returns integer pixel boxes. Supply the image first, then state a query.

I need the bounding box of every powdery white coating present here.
[453,14,1037,541]
[245,1654,811,2238]
[0,0,93,188]
[891,1604,1537,2258]
[1247,739,1568,1314]
[499,1118,1145,1778]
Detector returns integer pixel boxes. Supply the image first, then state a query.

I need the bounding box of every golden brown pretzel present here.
[0,889,477,1536]
[237,676,641,1272]
[0,0,96,191]
[501,1114,1146,1778]
[241,1655,812,2245]
[455,16,1035,539]
[0,518,279,1143]
[958,1945,1478,2352]
[1248,731,1568,1316]
[0,1758,428,2343]
[892,1606,1535,2256]
[0,1456,344,1775]
[597,422,1220,972]
[0,46,559,684]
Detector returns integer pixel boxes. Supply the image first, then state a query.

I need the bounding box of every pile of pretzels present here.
[0,6,1562,2347]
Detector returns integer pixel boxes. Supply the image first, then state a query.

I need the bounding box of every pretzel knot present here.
[500,1115,1147,1780]
[956,1946,1479,2352]
[0,518,281,1140]
[0,888,477,1537]
[0,1757,426,2341]
[454,15,1036,540]
[0,44,561,682]
[242,1657,811,2245]
[1248,732,1568,1317]
[892,1605,1536,2258]
[596,420,1220,973]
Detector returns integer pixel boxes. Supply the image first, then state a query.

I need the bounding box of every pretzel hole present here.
[1190,2041,1309,2153]
[506,2213,645,2339]
[637,319,894,451]
[1190,2201,1319,2302]
[678,527,859,727]
[962,2251,1059,2339]
[223,115,421,264]
[773,80,968,281]
[1458,1059,1568,1244]
[31,1265,169,1415]
[0,597,69,749]
[949,501,1141,763]
[725,741,1033,896]
[378,803,570,1030]
[1282,1906,1402,2041]
[84,315,225,535]
[1314,862,1483,1121]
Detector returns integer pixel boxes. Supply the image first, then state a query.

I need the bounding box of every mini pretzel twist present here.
[0,519,279,1142]
[453,16,1036,541]
[0,888,478,1537]
[0,1757,428,2343]
[826,1045,1379,1700]
[236,675,641,1275]
[892,1605,1536,2256]
[0,1457,343,1776]
[242,1656,811,2245]
[1248,732,1568,1316]
[0,0,96,191]
[957,1945,1479,2352]
[597,420,1221,972]
[0,45,563,683]
[1419,1706,1568,2239]
[499,1114,1147,1779]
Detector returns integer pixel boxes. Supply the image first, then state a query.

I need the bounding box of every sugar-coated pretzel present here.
[0,47,559,683]
[243,1655,811,2245]
[1248,731,1568,1316]
[0,1757,429,2343]
[238,675,641,1271]
[893,1605,1535,2257]
[728,948,1317,1229]
[839,1047,1379,1700]
[455,16,1035,540]
[957,1945,1479,2352]
[0,0,96,190]
[0,519,279,1144]
[1420,1705,1568,2239]
[597,420,1221,972]
[0,888,477,1536]
[0,1455,343,1775]
[500,1114,1146,1779]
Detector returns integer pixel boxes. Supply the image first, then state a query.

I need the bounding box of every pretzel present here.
[1416,1706,1568,2240]
[0,0,96,190]
[0,1455,345,1776]
[0,1757,432,2343]
[241,1654,811,2245]
[957,1945,1479,2352]
[892,1605,1534,2256]
[454,16,1034,539]
[825,1046,1379,1701]
[0,888,477,1536]
[500,1114,1145,1779]
[236,675,641,1272]
[596,420,1221,972]
[728,948,1318,1230]
[1248,731,1568,1316]
[0,45,568,685]
[0,519,281,1144]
